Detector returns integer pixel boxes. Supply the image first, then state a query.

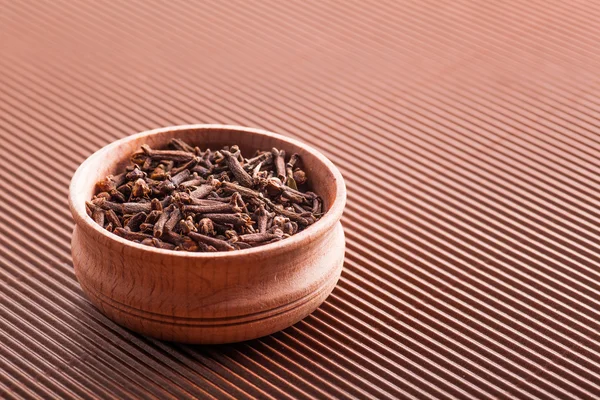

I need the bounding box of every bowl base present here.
[73,223,345,344]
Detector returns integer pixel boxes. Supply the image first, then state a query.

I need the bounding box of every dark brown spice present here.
[126,167,145,181]
[256,205,268,233]
[244,151,272,170]
[182,202,241,214]
[141,238,155,247]
[200,149,213,169]
[117,183,132,198]
[179,177,205,188]
[283,221,298,235]
[171,157,200,176]
[189,198,228,206]
[281,189,306,204]
[238,231,283,243]
[150,198,163,211]
[125,211,147,231]
[139,223,154,232]
[198,218,215,236]
[180,238,200,252]
[164,207,182,233]
[144,210,161,224]
[271,206,311,226]
[142,157,153,171]
[157,180,176,194]
[101,201,153,214]
[153,204,174,238]
[287,153,300,169]
[201,213,251,227]
[92,207,105,227]
[272,148,286,181]
[189,183,215,199]
[131,178,151,198]
[138,144,195,163]
[110,189,126,203]
[114,227,152,241]
[90,138,324,251]
[188,232,235,251]
[150,164,168,180]
[85,202,93,217]
[292,203,305,213]
[312,196,322,215]
[105,209,122,228]
[170,169,191,186]
[170,138,195,153]
[293,169,307,185]
[180,217,197,234]
[221,150,253,187]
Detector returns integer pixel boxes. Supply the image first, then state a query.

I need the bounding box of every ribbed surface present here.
[2,0,600,399]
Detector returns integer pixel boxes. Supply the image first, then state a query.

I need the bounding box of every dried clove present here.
[189,183,215,200]
[90,138,324,252]
[272,148,286,181]
[234,241,252,250]
[150,164,168,180]
[164,207,182,233]
[170,138,195,153]
[114,227,152,241]
[161,230,185,246]
[256,205,268,233]
[125,211,147,231]
[131,178,151,198]
[293,169,307,185]
[182,202,241,214]
[201,213,251,227]
[138,144,195,163]
[188,232,235,251]
[238,231,283,243]
[92,207,105,227]
[105,209,122,229]
[110,189,126,203]
[170,169,191,186]
[157,240,177,250]
[126,167,145,181]
[221,150,253,187]
[153,204,175,237]
[180,238,200,252]
[145,210,161,224]
[198,218,215,236]
[179,177,205,188]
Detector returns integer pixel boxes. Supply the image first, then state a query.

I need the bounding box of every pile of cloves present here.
[86,138,323,251]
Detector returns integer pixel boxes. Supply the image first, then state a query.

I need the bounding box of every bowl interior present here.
[74,125,342,222]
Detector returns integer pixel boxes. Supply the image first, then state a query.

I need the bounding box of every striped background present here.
[2,0,600,398]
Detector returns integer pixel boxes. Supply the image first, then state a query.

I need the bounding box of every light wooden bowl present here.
[69,125,346,344]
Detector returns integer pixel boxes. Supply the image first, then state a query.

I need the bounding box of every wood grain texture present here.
[68,125,347,344]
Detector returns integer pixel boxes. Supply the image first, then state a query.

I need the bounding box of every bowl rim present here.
[69,124,346,259]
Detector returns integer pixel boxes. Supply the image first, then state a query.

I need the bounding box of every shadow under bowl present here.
[69,124,346,344]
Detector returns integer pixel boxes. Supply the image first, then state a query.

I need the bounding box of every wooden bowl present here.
[69,125,346,344]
